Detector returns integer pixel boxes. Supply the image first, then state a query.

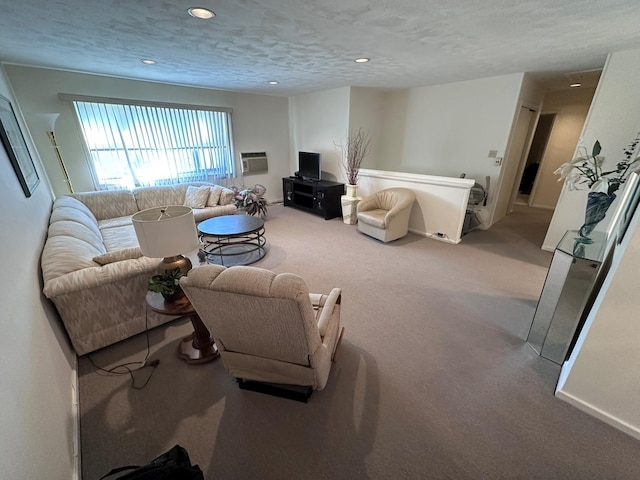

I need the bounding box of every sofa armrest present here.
[192,204,237,223]
[309,289,342,388]
[383,206,401,225]
[316,288,342,337]
[43,256,161,298]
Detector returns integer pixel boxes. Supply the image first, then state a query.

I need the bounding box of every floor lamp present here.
[48,129,74,194]
[30,113,74,193]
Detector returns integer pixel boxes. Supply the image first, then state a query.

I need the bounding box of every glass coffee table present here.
[198,215,266,266]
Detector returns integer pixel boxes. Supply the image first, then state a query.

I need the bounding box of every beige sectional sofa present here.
[41,182,237,355]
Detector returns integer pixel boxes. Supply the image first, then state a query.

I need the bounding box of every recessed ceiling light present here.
[141,59,156,65]
[570,82,582,88]
[188,7,215,19]
[268,81,279,85]
[354,57,370,63]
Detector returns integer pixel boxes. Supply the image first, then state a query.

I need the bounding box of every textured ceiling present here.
[0,0,638,96]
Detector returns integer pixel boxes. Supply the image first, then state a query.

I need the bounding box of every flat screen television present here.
[296,151,321,181]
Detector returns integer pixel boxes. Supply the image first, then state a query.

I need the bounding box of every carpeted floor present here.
[79,204,640,480]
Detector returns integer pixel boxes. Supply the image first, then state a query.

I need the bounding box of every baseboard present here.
[71,356,81,480]
[555,389,640,441]
[422,231,461,244]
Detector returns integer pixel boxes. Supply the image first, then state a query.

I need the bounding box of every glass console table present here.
[527,230,611,365]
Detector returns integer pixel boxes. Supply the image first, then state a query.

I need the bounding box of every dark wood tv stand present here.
[282,177,344,220]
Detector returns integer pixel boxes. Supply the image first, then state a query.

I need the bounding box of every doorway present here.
[497,106,538,221]
[517,113,556,206]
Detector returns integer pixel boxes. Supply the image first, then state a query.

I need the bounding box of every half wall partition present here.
[357,169,474,244]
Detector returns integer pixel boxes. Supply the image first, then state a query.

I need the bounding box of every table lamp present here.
[132,205,199,275]
[28,112,74,193]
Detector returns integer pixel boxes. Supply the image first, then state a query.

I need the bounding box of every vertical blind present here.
[68,98,235,190]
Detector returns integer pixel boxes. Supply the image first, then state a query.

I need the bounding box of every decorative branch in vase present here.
[336,128,371,188]
[335,128,371,224]
[555,132,640,243]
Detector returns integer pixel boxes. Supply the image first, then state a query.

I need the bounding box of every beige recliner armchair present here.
[356,187,416,242]
[180,264,343,402]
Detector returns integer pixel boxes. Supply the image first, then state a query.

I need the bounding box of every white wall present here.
[543,49,640,250]
[348,87,386,170]
[0,66,76,479]
[3,65,291,202]
[289,87,350,182]
[491,74,545,222]
[289,76,537,232]
[375,74,526,227]
[377,89,409,173]
[518,73,546,108]
[556,201,640,439]
[554,48,640,439]
[530,87,595,210]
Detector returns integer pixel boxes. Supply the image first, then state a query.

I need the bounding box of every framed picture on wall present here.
[0,93,39,197]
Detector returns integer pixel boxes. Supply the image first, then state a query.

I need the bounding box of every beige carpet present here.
[79,204,640,479]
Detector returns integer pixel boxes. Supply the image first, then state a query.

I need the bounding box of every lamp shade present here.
[132,206,199,258]
[28,112,61,133]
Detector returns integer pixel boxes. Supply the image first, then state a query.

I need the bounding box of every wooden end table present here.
[146,291,219,364]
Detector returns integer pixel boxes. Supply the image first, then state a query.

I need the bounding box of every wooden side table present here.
[146,291,219,364]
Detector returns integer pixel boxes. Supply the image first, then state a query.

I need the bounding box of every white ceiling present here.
[0,0,638,96]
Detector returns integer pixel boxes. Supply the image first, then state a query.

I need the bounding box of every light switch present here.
[488,150,498,158]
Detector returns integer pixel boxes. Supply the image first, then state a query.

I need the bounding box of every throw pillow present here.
[93,247,143,265]
[184,185,211,209]
[219,187,235,206]
[206,185,223,207]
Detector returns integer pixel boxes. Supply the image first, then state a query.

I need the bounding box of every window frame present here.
[60,93,236,190]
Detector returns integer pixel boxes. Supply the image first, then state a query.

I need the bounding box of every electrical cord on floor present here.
[86,307,159,390]
[87,356,159,390]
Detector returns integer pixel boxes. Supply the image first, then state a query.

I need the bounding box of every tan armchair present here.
[356,187,416,242]
[180,265,343,401]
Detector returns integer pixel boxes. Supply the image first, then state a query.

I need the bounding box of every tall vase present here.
[577,191,616,243]
[341,184,361,225]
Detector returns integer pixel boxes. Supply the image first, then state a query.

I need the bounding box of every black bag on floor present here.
[100,444,204,480]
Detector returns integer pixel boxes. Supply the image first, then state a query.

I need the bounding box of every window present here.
[65,95,235,190]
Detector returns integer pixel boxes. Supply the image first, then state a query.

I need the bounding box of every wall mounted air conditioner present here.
[241,152,268,174]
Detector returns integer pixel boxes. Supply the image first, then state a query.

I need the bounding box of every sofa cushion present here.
[101,225,142,252]
[93,247,143,265]
[98,216,133,230]
[72,190,139,221]
[207,185,223,207]
[357,209,387,229]
[53,196,99,224]
[220,187,235,205]
[49,205,101,236]
[48,220,105,250]
[134,184,189,211]
[184,185,211,208]
[41,236,105,283]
